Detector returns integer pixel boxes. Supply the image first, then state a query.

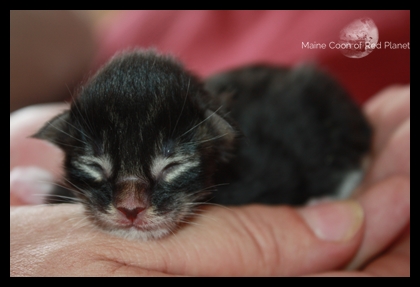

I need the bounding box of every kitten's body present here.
[206,65,371,205]
[34,50,371,240]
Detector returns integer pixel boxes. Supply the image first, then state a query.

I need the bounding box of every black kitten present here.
[33,50,371,240]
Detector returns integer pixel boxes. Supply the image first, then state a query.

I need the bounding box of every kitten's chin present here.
[106,225,173,241]
[93,211,180,241]
[87,204,194,241]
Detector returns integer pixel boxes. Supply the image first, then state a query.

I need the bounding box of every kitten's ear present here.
[31,110,71,150]
[205,109,237,161]
[205,110,235,141]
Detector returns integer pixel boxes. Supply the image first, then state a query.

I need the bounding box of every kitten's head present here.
[33,50,236,240]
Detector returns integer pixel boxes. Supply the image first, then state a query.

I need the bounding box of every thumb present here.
[102,200,365,276]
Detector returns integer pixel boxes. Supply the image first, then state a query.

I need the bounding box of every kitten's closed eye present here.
[71,155,113,183]
[86,163,105,174]
[160,162,180,179]
[151,156,199,183]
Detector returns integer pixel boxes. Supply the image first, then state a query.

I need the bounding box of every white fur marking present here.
[74,155,113,181]
[165,161,199,182]
[151,156,198,182]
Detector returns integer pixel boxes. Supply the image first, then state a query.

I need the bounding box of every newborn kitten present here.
[33,50,371,240]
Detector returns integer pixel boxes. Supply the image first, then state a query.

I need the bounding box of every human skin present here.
[10,86,410,276]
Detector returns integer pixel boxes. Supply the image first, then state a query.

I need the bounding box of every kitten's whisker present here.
[71,99,99,150]
[45,119,89,146]
[30,192,77,203]
[183,133,229,146]
[59,176,98,204]
[31,179,85,204]
[62,119,95,144]
[48,140,81,148]
[44,194,81,204]
[182,210,220,224]
[24,203,56,208]
[177,218,203,227]
[193,201,235,212]
[71,217,92,230]
[64,83,73,99]
[35,179,77,193]
[167,225,178,238]
[63,216,88,224]
[178,106,223,139]
[64,213,100,237]
[171,77,191,138]
[178,183,229,200]
[61,178,90,199]
[205,182,230,189]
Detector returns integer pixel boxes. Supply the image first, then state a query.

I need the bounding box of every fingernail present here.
[10,166,55,205]
[298,200,364,242]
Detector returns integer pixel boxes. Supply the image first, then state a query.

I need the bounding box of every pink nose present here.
[117,206,146,221]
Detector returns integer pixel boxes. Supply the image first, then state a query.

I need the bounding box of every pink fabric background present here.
[94,10,410,104]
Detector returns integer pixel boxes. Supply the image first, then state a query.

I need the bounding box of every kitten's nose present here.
[117,206,146,222]
[114,177,149,222]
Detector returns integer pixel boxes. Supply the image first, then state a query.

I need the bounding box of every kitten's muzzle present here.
[114,178,150,223]
[117,206,147,222]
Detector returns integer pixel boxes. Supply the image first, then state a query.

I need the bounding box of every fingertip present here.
[347,175,410,270]
[10,166,55,205]
[366,118,410,184]
[298,200,364,242]
[363,84,409,121]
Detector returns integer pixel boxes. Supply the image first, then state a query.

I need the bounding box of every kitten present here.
[33,49,371,240]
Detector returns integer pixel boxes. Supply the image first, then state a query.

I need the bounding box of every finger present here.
[363,85,408,117]
[10,103,68,171]
[10,166,56,206]
[362,225,410,277]
[11,200,365,276]
[110,202,367,276]
[363,85,410,153]
[10,104,68,205]
[346,175,410,270]
[307,271,370,277]
[364,118,410,185]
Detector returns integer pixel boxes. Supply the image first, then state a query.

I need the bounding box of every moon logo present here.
[339,17,379,59]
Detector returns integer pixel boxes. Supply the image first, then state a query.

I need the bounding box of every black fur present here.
[206,65,372,205]
[33,49,372,239]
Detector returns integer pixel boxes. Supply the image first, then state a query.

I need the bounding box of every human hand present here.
[10,85,409,276]
[345,84,410,274]
[316,84,410,276]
